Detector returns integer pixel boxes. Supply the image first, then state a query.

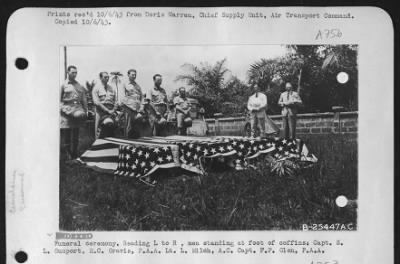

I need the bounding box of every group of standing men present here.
[247,81,302,139]
[60,65,303,159]
[60,65,192,158]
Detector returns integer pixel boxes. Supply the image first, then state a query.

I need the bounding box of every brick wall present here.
[204,111,358,136]
[77,112,358,146]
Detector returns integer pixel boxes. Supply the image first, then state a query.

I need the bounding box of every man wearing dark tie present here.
[278,82,302,139]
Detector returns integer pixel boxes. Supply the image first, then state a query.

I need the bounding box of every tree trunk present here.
[297,68,302,95]
[64,46,67,80]
[115,79,119,102]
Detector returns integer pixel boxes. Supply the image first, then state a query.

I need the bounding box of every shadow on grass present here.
[60,133,357,231]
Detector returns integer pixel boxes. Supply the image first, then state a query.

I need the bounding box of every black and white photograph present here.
[6,6,394,264]
[59,44,358,231]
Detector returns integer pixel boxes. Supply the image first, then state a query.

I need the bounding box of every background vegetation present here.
[175,45,357,117]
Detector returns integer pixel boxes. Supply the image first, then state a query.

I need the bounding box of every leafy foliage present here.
[174,45,357,116]
[220,76,252,115]
[247,45,358,114]
[175,59,231,117]
[270,158,301,178]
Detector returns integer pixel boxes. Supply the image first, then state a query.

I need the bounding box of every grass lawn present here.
[60,133,357,231]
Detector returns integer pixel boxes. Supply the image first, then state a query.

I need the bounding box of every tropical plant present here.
[248,45,358,113]
[270,158,301,178]
[110,71,123,101]
[175,59,230,116]
[220,76,251,115]
[248,56,305,114]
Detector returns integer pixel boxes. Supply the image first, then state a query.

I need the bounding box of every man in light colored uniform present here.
[121,69,144,138]
[247,83,268,137]
[146,74,169,135]
[60,65,88,158]
[92,72,117,139]
[173,87,192,135]
[278,82,302,139]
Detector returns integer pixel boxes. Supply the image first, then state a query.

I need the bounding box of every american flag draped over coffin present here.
[79,136,317,185]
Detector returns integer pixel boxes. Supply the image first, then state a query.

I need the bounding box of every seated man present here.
[92,72,117,139]
[173,87,192,135]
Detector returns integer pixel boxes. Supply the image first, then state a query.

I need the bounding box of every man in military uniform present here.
[146,74,169,135]
[60,65,88,158]
[121,69,144,138]
[173,87,192,135]
[92,72,117,138]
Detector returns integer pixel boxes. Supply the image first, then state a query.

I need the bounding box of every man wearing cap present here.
[92,72,117,138]
[278,82,302,139]
[146,74,169,135]
[60,65,88,158]
[121,69,144,138]
[173,87,192,135]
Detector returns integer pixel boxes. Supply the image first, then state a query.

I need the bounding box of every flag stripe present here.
[121,137,178,145]
[82,148,119,157]
[80,156,119,163]
[88,143,119,151]
[81,161,117,172]
[105,137,175,147]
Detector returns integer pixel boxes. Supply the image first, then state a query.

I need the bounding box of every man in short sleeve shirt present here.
[122,69,144,138]
[92,72,117,138]
[173,87,192,135]
[60,65,88,158]
[146,74,169,135]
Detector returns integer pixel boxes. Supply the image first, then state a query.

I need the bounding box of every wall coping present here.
[205,111,358,122]
[205,116,245,123]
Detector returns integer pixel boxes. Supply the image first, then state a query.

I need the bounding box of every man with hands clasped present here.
[278,82,302,139]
